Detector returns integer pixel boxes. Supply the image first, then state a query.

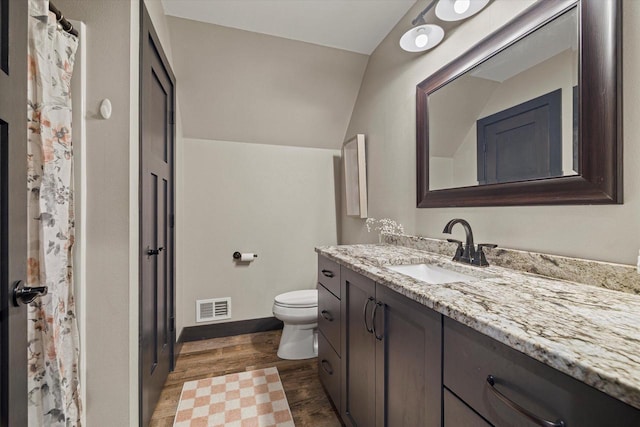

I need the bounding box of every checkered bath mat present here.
[173,367,295,427]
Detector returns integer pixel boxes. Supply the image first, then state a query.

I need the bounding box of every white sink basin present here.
[387,263,475,284]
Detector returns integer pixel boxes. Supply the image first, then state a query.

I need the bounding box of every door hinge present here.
[170,316,175,332]
[169,214,175,228]
[169,110,175,125]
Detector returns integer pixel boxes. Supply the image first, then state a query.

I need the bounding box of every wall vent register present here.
[196,297,231,322]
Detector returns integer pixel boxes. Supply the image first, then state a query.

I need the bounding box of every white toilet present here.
[272,289,318,360]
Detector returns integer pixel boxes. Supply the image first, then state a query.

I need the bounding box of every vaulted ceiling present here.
[161,0,417,55]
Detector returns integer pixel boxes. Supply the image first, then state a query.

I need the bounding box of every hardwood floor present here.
[149,330,343,426]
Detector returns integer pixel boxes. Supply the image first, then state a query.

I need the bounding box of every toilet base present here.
[277,324,318,360]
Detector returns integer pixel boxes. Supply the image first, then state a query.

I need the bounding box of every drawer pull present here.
[321,269,335,278]
[321,359,334,375]
[321,310,333,322]
[486,375,565,427]
[363,296,375,333]
[372,301,384,341]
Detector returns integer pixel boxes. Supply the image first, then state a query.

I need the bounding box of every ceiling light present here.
[435,0,490,22]
[453,0,470,14]
[415,30,429,48]
[400,24,444,52]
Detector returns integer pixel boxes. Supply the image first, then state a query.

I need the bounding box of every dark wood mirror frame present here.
[416,0,621,208]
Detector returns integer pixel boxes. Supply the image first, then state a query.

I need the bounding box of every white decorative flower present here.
[365,217,404,235]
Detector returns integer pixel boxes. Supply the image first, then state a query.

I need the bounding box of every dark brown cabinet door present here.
[341,266,443,427]
[444,389,491,427]
[0,0,28,425]
[140,5,176,426]
[376,284,442,427]
[342,268,376,427]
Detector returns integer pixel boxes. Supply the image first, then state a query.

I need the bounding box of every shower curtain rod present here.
[49,2,79,37]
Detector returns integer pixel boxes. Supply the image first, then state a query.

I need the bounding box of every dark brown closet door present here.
[139,4,176,426]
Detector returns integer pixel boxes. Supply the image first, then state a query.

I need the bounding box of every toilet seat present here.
[274,289,317,308]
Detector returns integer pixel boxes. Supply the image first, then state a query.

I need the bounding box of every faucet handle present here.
[477,243,497,250]
[447,239,464,261]
[474,243,497,267]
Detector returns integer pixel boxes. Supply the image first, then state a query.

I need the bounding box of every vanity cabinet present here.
[318,253,640,427]
[317,256,342,411]
[443,318,640,427]
[341,267,376,427]
[318,255,340,297]
[374,284,442,427]
[341,266,442,427]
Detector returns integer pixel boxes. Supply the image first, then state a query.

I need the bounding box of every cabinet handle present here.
[486,375,565,427]
[372,301,384,341]
[321,269,335,278]
[320,310,333,322]
[321,359,334,375]
[363,296,375,333]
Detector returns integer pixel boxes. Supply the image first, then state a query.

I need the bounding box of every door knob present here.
[146,247,164,256]
[12,280,48,307]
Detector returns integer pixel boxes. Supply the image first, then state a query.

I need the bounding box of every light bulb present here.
[453,0,471,14]
[415,33,429,48]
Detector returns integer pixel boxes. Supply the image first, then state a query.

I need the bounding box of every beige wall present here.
[167,16,368,149]
[429,157,454,189]
[56,0,179,425]
[53,0,137,425]
[143,0,174,64]
[168,16,365,332]
[342,0,640,265]
[180,139,340,330]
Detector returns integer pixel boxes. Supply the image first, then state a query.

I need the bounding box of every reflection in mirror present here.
[428,8,578,191]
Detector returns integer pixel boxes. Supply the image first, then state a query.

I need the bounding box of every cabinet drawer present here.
[318,283,341,355]
[443,318,640,427]
[444,389,491,427]
[317,256,340,298]
[318,331,341,412]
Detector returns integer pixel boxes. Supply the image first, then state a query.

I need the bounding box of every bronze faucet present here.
[442,219,496,267]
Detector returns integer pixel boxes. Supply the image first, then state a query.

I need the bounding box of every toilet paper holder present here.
[233,252,258,260]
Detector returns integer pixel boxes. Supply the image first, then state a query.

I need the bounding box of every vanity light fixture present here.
[435,0,490,22]
[399,24,445,52]
[400,0,490,53]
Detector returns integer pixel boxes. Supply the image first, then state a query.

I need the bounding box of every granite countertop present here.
[315,243,640,410]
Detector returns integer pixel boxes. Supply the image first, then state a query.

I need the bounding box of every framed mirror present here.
[344,134,368,218]
[416,0,621,207]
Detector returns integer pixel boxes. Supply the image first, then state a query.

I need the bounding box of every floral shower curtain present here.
[27,0,82,425]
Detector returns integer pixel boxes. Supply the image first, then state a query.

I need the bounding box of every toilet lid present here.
[274,289,318,308]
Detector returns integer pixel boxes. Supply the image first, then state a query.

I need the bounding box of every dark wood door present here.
[140,5,176,426]
[342,268,376,427]
[0,0,28,425]
[375,285,442,427]
[477,89,562,185]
